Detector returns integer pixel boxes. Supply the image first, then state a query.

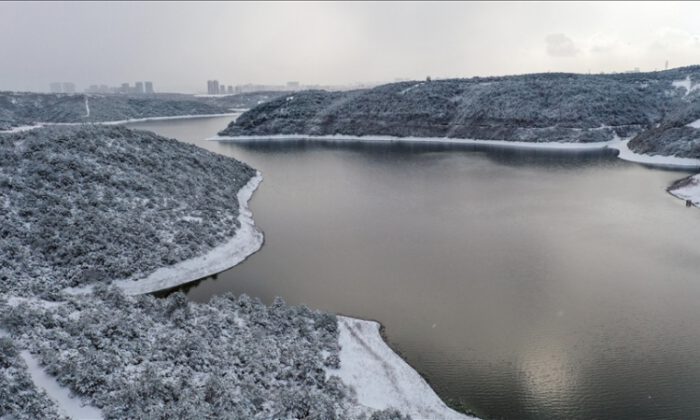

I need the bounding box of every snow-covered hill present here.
[0,92,230,131]
[220,66,700,159]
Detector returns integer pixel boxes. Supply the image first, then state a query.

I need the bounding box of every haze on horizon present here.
[1,1,699,93]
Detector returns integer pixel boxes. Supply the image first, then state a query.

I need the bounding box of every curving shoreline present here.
[210,132,700,169]
[65,171,264,296]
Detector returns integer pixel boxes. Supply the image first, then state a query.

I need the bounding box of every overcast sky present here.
[1,1,699,93]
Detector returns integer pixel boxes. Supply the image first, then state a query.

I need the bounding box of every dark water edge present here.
[130,117,700,420]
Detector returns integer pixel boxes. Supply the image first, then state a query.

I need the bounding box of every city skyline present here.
[1,2,699,92]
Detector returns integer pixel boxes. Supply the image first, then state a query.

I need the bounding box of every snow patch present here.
[672,77,700,96]
[607,137,700,169]
[84,97,90,118]
[332,316,474,419]
[65,172,263,295]
[399,82,424,95]
[687,118,700,129]
[6,296,64,309]
[669,174,700,206]
[0,124,44,133]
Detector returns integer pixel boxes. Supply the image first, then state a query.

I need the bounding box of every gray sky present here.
[1,1,699,93]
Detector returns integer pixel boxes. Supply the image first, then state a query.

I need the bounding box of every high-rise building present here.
[144,81,154,94]
[50,82,62,93]
[121,83,130,94]
[227,85,234,94]
[62,82,76,93]
[207,80,220,95]
[134,82,144,94]
[220,84,227,94]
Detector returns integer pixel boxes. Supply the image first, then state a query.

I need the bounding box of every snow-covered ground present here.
[0,124,44,133]
[333,316,474,419]
[672,76,700,96]
[66,171,263,295]
[668,174,700,206]
[688,118,700,129]
[210,133,613,151]
[607,137,700,169]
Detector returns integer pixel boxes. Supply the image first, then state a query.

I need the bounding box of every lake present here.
[128,116,700,419]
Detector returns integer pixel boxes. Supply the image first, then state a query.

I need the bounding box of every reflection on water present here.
[129,117,700,419]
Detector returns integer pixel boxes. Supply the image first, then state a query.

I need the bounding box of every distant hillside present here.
[202,91,289,110]
[0,93,230,130]
[220,66,700,157]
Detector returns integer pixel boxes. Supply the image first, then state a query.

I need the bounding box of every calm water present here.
[129,116,700,420]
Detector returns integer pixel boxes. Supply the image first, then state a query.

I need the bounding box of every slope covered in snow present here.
[220,66,700,149]
[0,124,466,419]
[0,125,257,296]
[0,92,230,131]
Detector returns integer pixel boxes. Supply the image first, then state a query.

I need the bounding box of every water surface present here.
[129,116,700,419]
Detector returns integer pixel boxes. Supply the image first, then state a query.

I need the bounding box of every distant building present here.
[227,85,234,94]
[134,82,144,94]
[207,80,220,95]
[50,82,62,93]
[144,81,154,94]
[286,81,300,89]
[219,84,227,94]
[120,83,130,94]
[62,82,75,93]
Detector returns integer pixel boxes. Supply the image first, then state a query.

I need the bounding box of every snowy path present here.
[84,97,90,117]
[21,351,103,419]
[0,329,102,419]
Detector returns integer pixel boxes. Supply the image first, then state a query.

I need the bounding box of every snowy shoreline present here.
[210,133,700,170]
[210,133,613,151]
[0,112,240,133]
[333,316,474,419]
[668,174,700,206]
[607,137,700,169]
[65,171,263,296]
